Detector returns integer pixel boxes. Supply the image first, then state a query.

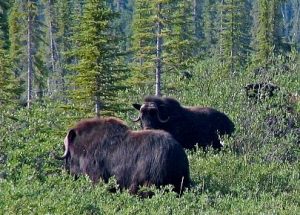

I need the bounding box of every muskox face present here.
[132,102,169,129]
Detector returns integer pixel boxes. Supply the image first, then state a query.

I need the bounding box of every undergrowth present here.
[0,58,299,214]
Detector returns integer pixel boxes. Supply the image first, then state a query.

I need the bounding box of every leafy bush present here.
[0,58,299,213]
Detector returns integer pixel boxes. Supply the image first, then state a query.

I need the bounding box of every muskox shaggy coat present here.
[133,96,235,150]
[56,117,190,196]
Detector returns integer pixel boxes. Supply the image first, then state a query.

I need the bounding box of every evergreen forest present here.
[0,0,299,214]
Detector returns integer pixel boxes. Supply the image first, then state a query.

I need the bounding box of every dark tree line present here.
[0,0,299,115]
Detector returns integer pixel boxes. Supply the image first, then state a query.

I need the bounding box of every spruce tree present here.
[202,0,219,54]
[8,0,47,107]
[0,0,10,50]
[130,0,196,96]
[253,0,285,69]
[163,0,196,72]
[67,0,127,116]
[0,30,19,109]
[51,0,76,97]
[219,0,252,73]
[290,0,300,50]
[130,0,156,91]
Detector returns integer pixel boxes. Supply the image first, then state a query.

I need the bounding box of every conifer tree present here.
[8,0,46,108]
[0,29,19,108]
[192,0,204,40]
[50,0,76,97]
[253,0,285,69]
[164,0,196,72]
[219,0,251,73]
[0,1,10,50]
[202,0,219,55]
[8,1,24,79]
[291,0,300,50]
[131,0,195,96]
[130,0,156,91]
[67,0,127,116]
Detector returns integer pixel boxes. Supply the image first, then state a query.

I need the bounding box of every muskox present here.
[244,82,280,100]
[133,96,235,150]
[55,117,190,196]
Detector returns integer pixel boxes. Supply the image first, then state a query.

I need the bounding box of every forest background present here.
[0,0,299,214]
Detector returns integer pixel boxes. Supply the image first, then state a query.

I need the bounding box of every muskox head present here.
[132,100,170,130]
[54,128,88,178]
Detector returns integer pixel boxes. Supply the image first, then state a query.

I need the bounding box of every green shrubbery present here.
[0,58,299,214]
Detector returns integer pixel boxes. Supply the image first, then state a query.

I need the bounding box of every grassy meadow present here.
[0,59,299,214]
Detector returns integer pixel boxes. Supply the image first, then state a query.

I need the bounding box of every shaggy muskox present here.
[133,96,235,150]
[55,117,190,196]
[244,82,280,100]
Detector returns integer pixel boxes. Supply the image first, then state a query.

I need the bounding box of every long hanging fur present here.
[56,117,190,196]
[133,96,235,149]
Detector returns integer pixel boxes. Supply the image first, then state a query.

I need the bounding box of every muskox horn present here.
[132,115,141,122]
[54,150,69,160]
[156,111,170,123]
[54,135,70,160]
[132,104,147,122]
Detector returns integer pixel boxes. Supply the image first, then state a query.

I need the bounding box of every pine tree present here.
[253,0,285,69]
[192,0,204,40]
[0,28,19,108]
[67,0,128,116]
[164,0,196,72]
[290,0,300,50]
[202,0,219,55]
[49,0,75,98]
[111,0,134,51]
[219,0,252,73]
[131,0,196,96]
[0,0,10,50]
[130,0,156,92]
[8,0,47,108]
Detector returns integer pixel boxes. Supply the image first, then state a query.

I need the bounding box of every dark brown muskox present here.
[55,117,190,196]
[244,82,280,101]
[132,96,235,150]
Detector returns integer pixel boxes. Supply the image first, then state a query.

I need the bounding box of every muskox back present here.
[55,117,190,196]
[133,96,235,150]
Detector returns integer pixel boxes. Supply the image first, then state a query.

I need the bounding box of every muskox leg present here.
[129,183,139,195]
[211,134,223,150]
[129,182,154,198]
[139,181,155,198]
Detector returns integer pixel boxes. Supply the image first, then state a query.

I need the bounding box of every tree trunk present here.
[155,2,162,97]
[95,95,101,117]
[116,0,125,11]
[27,0,33,109]
[230,0,234,73]
[48,0,55,96]
[219,0,225,66]
[291,0,300,48]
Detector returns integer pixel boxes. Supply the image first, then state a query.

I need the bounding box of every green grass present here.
[0,58,299,214]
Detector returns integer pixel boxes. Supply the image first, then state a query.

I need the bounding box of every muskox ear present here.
[132,103,141,111]
[68,129,77,143]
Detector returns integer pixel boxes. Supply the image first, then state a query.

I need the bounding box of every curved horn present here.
[53,152,68,160]
[132,104,147,122]
[131,114,141,122]
[156,111,170,123]
[54,136,70,160]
